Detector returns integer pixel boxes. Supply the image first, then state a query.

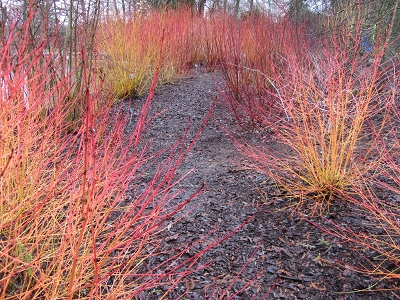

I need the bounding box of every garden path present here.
[118,69,398,299]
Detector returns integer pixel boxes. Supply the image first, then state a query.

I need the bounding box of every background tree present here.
[287,0,308,22]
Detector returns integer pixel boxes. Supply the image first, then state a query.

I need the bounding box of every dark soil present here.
[118,69,399,299]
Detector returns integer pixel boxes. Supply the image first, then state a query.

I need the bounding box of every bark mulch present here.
[116,69,399,299]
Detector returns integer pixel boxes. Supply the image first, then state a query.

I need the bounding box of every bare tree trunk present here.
[121,0,126,18]
[198,0,207,16]
[249,0,253,14]
[234,0,240,18]
[107,0,110,20]
[114,0,120,17]
[0,3,6,48]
